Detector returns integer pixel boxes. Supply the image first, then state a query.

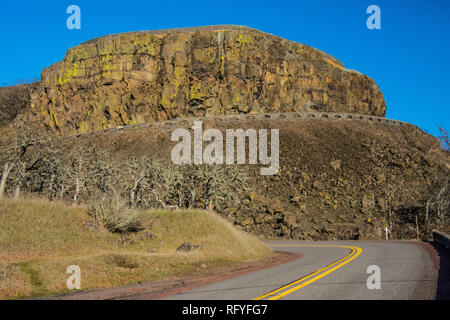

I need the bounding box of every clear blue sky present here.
[1,0,448,137]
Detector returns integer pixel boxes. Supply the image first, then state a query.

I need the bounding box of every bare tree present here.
[0,161,14,199]
[438,126,449,150]
[34,145,65,199]
[118,156,152,207]
[0,134,34,198]
[65,145,91,203]
[11,160,27,199]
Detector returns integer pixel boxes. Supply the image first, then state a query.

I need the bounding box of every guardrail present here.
[0,111,423,152]
[74,111,420,138]
[433,230,450,248]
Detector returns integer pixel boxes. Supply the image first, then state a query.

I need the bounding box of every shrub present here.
[439,126,449,150]
[88,194,143,234]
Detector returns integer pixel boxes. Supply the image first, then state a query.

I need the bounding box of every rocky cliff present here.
[25,25,386,135]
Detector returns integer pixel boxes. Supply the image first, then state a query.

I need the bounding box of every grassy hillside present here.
[0,198,271,299]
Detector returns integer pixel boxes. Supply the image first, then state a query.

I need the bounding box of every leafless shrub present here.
[1,137,249,215]
[429,177,449,222]
[88,193,143,234]
[438,126,449,150]
[0,134,37,198]
[115,157,249,211]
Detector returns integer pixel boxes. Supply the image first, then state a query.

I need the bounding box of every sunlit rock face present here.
[30,25,386,135]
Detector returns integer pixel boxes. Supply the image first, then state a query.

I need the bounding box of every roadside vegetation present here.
[0,197,271,299]
[0,138,247,211]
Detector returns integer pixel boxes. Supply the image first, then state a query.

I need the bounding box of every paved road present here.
[164,241,438,300]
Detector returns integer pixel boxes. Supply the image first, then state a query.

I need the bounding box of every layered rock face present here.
[30,25,386,135]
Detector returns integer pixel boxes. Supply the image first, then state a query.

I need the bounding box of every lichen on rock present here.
[27,25,386,135]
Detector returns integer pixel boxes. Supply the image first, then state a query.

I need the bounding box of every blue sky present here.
[1,0,448,137]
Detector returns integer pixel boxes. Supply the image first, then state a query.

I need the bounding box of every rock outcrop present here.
[0,83,37,126]
[28,25,386,135]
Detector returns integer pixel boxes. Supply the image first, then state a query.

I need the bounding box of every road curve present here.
[164,241,438,300]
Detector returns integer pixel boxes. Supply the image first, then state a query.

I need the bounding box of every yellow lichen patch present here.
[295,44,312,56]
[237,33,252,47]
[47,108,59,129]
[160,91,172,110]
[72,63,78,77]
[69,46,89,61]
[57,61,79,85]
[173,66,186,90]
[189,83,206,100]
[128,114,137,125]
[296,45,305,54]
[79,121,88,133]
[101,117,108,129]
[134,34,158,56]
[90,106,98,116]
[220,55,225,76]
[99,54,113,78]
[63,67,72,83]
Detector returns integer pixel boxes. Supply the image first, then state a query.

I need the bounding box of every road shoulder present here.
[46,251,300,300]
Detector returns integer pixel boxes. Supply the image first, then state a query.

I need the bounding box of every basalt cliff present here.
[4,25,385,136]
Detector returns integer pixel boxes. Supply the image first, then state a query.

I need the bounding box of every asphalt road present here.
[164,241,438,300]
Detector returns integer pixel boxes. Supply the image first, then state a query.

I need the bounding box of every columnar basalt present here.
[29,25,386,135]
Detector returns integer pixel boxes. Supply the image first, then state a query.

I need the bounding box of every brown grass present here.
[0,198,271,299]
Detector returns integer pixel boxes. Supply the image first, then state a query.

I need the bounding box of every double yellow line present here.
[253,244,362,300]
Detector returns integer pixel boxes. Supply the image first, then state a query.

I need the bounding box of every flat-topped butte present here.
[28,25,386,135]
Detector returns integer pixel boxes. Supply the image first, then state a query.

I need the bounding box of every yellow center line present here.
[253,244,362,300]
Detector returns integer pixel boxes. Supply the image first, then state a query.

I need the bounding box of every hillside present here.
[1,112,447,240]
[0,198,271,299]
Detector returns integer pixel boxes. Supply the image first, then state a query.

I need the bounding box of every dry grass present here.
[0,198,271,299]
